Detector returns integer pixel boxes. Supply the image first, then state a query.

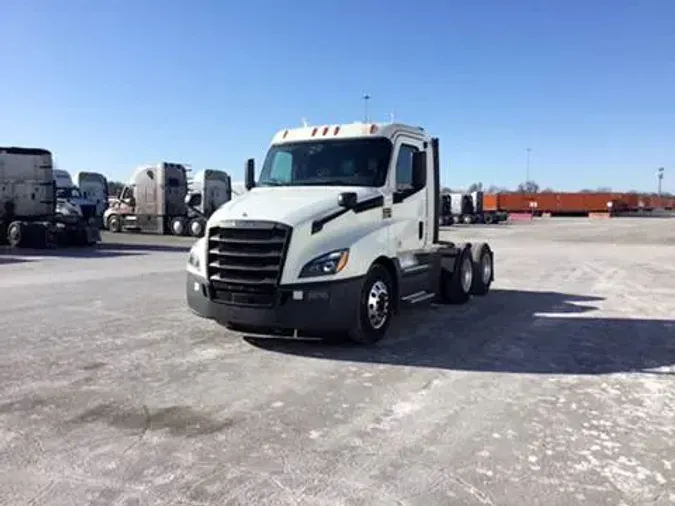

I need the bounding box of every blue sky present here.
[1,0,673,192]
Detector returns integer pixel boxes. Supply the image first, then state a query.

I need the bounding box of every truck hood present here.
[208,186,382,227]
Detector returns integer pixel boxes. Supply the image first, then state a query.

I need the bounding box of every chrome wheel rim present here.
[461,257,473,293]
[8,225,20,243]
[367,280,390,330]
[191,221,203,236]
[481,254,492,284]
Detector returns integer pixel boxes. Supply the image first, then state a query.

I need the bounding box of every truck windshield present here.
[257,138,392,187]
[56,187,82,199]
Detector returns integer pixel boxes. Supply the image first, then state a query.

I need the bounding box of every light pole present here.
[525,148,532,184]
[657,167,664,197]
[363,93,371,123]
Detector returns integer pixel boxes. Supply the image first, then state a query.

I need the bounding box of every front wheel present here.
[348,264,394,345]
[188,217,206,237]
[7,221,23,247]
[107,214,122,233]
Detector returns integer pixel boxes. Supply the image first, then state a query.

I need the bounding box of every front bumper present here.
[186,272,363,333]
[55,222,101,245]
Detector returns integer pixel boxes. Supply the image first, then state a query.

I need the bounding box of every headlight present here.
[299,249,349,278]
[188,249,200,269]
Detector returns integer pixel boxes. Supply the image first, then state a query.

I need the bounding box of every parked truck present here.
[0,147,100,247]
[185,122,495,345]
[77,171,109,226]
[104,163,233,236]
[183,169,236,237]
[53,169,106,227]
[441,191,508,225]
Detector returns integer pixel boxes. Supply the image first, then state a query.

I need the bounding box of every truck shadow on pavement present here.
[244,289,675,375]
[0,256,34,265]
[0,242,190,260]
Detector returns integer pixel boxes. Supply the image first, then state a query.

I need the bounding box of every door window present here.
[396,144,419,191]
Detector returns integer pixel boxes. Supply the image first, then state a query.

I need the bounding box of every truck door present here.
[391,136,429,294]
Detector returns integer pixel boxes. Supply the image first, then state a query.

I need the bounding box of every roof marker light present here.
[334,126,340,135]
[311,127,318,136]
[369,124,378,134]
[282,130,289,139]
[322,126,329,136]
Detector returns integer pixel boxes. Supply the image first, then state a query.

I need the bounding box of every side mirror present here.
[411,151,427,189]
[185,192,202,208]
[245,158,255,190]
[337,191,358,209]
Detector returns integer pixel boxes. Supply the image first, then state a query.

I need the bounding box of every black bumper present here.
[186,272,363,332]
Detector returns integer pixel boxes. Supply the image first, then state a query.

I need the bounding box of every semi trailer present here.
[185,122,495,345]
[0,147,100,247]
[105,163,234,236]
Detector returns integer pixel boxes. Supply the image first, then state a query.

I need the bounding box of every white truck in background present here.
[0,147,100,247]
[186,122,495,344]
[77,171,109,226]
[183,169,238,237]
[53,169,107,228]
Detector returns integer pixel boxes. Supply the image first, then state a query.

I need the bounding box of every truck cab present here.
[77,171,109,226]
[184,169,234,237]
[1,148,99,247]
[104,162,189,235]
[186,122,495,344]
[53,169,99,222]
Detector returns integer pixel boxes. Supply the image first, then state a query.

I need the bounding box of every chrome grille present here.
[207,221,291,307]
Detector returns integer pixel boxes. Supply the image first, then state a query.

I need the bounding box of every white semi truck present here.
[53,169,107,227]
[185,122,495,344]
[77,171,109,226]
[183,169,238,237]
[0,147,100,247]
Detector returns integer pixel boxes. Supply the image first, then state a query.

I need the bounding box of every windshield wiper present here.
[258,179,287,187]
[295,180,355,186]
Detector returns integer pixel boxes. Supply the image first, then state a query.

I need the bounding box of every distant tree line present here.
[444,181,673,197]
[107,181,124,197]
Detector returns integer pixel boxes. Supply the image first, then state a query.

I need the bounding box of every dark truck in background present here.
[441,191,508,225]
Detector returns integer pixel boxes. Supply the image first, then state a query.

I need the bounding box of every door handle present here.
[418,221,424,239]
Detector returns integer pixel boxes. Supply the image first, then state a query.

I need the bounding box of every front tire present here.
[107,214,122,233]
[348,264,394,345]
[7,221,23,247]
[188,217,205,237]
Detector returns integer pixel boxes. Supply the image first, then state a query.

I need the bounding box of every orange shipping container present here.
[557,193,586,212]
[483,193,499,211]
[531,192,559,212]
[496,193,532,212]
[615,193,639,210]
[582,193,615,212]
